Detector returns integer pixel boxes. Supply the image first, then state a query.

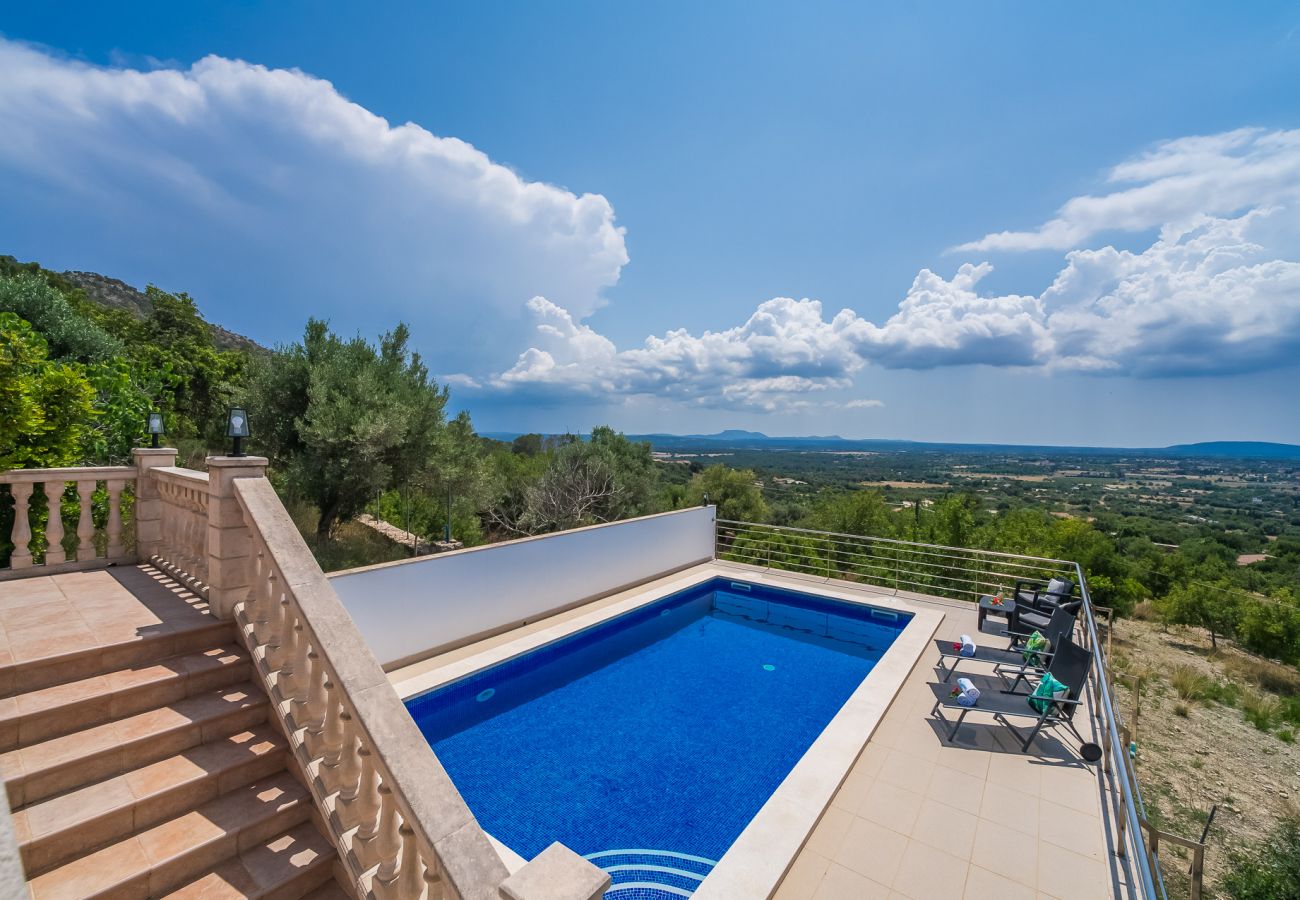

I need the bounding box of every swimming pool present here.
[405,576,918,898]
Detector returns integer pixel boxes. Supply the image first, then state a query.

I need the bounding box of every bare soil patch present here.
[1109,618,1300,897]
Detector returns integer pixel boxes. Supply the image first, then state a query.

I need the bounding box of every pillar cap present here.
[205,455,269,468]
[132,447,178,458]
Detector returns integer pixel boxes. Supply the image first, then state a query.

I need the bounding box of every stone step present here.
[0,618,236,699]
[300,878,353,900]
[162,822,339,900]
[16,724,289,877]
[2,682,268,808]
[27,772,316,900]
[0,643,252,751]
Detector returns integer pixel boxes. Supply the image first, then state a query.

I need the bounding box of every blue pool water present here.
[405,578,911,898]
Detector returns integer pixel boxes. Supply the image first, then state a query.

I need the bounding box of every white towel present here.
[955,677,980,708]
[959,634,977,657]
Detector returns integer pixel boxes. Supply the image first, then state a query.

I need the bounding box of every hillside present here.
[60,270,264,354]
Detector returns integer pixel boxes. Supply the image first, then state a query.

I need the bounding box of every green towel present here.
[1029,673,1069,714]
[1022,631,1050,667]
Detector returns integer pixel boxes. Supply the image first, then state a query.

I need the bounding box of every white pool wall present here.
[329,506,717,668]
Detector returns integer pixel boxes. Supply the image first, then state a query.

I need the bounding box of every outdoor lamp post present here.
[226,408,250,457]
[147,411,165,448]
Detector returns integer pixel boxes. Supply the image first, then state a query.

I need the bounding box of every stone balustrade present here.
[0,465,136,578]
[1,452,610,898]
[231,475,608,900]
[150,466,212,596]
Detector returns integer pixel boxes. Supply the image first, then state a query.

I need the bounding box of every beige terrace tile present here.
[1035,839,1109,900]
[1038,797,1106,861]
[926,764,986,811]
[979,781,1040,836]
[813,862,891,900]
[963,864,1036,900]
[857,780,924,834]
[891,839,969,900]
[805,806,853,859]
[774,850,831,900]
[969,817,1037,887]
[876,748,934,795]
[911,797,979,859]
[834,817,908,884]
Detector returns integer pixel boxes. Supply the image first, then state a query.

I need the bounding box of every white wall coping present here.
[392,562,943,899]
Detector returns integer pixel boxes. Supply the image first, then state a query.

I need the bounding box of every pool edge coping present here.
[390,563,944,898]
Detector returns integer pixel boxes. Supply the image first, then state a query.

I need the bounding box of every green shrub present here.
[1278,728,1296,744]
[1222,819,1300,899]
[1200,678,1241,707]
[1242,692,1280,731]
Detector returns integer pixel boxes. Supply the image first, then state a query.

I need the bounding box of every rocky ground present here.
[1109,614,1300,898]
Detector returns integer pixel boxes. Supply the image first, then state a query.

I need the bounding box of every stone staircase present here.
[0,570,351,899]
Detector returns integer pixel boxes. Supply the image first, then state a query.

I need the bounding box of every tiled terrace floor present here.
[772,587,1119,900]
[391,564,1128,900]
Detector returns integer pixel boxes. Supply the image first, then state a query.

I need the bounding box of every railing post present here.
[205,455,268,620]
[133,448,177,561]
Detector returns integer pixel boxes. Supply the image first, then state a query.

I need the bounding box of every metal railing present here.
[715,519,1176,900]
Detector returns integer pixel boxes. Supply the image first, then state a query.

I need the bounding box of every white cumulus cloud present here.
[0,38,627,371]
[955,127,1300,252]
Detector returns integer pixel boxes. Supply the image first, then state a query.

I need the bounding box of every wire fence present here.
[715,518,1186,900]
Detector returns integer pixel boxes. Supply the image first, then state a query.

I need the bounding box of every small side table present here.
[977,595,1016,634]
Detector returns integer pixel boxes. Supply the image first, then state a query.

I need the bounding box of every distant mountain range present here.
[481,430,1300,460]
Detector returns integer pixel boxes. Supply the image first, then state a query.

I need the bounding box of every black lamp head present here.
[146,411,164,448]
[226,408,250,457]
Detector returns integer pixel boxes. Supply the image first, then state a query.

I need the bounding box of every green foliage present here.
[809,490,896,537]
[1222,818,1300,899]
[1235,590,1300,665]
[0,312,96,469]
[687,465,768,522]
[246,319,447,537]
[1157,578,1242,648]
[0,274,122,362]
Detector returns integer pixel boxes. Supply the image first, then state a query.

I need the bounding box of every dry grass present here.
[1219,654,1300,696]
[1131,599,1159,622]
[1242,691,1282,731]
[1171,664,1211,701]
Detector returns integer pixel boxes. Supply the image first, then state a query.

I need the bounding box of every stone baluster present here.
[320,683,345,791]
[395,824,427,898]
[334,715,363,827]
[373,785,402,892]
[243,550,265,630]
[305,650,329,736]
[352,747,382,866]
[276,602,299,700]
[262,576,283,669]
[105,479,126,558]
[8,483,34,569]
[289,618,310,712]
[75,480,96,561]
[44,482,67,565]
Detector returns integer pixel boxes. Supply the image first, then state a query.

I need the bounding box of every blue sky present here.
[2,2,1299,444]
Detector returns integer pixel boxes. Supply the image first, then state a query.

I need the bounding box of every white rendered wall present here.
[328,507,717,667]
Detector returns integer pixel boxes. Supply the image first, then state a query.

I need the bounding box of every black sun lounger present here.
[928,637,1094,752]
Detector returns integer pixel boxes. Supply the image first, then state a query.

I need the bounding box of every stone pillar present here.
[205,455,269,620]
[133,447,178,562]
